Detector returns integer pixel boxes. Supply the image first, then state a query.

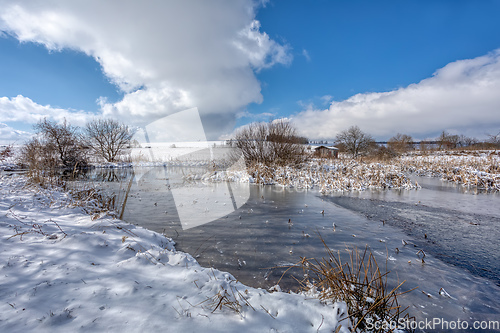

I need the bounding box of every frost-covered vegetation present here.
[198,151,500,193]
[243,160,418,192]
[397,151,500,191]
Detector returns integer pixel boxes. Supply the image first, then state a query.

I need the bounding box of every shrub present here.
[234,119,307,167]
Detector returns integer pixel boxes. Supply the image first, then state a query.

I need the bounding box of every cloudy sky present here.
[1,0,500,144]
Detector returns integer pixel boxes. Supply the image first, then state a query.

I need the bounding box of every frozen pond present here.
[81,167,500,329]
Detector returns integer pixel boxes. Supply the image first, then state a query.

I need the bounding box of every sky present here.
[1,0,500,144]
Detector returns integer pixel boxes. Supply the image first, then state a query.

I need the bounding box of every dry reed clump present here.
[0,145,13,161]
[67,186,116,218]
[245,159,418,192]
[23,170,117,219]
[298,242,414,332]
[397,153,500,191]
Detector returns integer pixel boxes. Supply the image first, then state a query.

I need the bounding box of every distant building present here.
[314,145,339,158]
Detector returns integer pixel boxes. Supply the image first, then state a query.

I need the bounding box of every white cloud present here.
[320,95,333,104]
[0,95,93,126]
[0,0,292,135]
[236,110,276,120]
[292,50,500,140]
[302,49,311,62]
[0,95,97,143]
[0,122,33,144]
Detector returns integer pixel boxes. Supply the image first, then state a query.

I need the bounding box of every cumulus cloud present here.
[292,50,500,140]
[0,95,93,126]
[0,0,292,137]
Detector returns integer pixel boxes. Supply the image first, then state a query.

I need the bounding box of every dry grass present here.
[203,285,253,314]
[397,151,500,191]
[195,271,254,316]
[211,150,500,192]
[68,186,116,218]
[297,240,414,332]
[0,145,13,161]
[23,167,117,219]
[246,159,418,192]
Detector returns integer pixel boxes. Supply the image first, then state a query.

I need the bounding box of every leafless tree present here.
[234,119,306,166]
[437,131,460,150]
[33,118,87,168]
[335,125,375,158]
[487,131,500,149]
[388,133,413,153]
[458,135,478,148]
[85,119,135,162]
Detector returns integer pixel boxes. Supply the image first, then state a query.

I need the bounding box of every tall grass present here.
[298,239,414,332]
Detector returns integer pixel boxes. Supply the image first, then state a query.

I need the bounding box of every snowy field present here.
[0,174,349,333]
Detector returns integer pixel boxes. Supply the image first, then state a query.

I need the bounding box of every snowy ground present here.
[0,174,348,333]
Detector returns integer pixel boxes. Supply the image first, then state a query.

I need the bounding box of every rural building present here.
[314,145,339,158]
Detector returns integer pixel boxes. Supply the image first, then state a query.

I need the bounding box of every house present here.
[314,145,339,158]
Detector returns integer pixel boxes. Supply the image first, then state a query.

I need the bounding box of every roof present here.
[314,145,339,150]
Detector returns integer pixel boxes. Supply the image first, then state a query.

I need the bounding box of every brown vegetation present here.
[335,126,375,158]
[234,119,307,166]
[298,240,414,332]
[387,133,413,153]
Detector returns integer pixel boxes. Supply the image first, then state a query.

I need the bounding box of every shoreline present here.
[0,173,348,332]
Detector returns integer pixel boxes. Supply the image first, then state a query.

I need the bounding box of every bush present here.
[21,119,88,181]
[234,119,307,166]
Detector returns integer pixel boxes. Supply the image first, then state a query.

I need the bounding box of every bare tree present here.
[388,133,413,153]
[458,135,478,148]
[234,119,306,166]
[487,131,500,149]
[85,119,135,162]
[335,125,375,158]
[437,130,460,150]
[33,118,86,168]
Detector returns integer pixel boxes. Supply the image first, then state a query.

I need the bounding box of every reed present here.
[298,239,414,332]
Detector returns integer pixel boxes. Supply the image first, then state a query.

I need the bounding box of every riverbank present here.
[0,174,347,332]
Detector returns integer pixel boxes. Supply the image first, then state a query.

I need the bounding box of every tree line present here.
[334,126,500,158]
[233,120,500,165]
[21,118,135,173]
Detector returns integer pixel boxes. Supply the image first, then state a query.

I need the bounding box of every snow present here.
[196,151,500,192]
[0,174,347,332]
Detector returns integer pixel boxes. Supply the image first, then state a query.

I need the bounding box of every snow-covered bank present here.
[0,174,347,332]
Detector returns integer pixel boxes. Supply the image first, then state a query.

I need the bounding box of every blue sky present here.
[1,0,500,143]
[248,0,500,121]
